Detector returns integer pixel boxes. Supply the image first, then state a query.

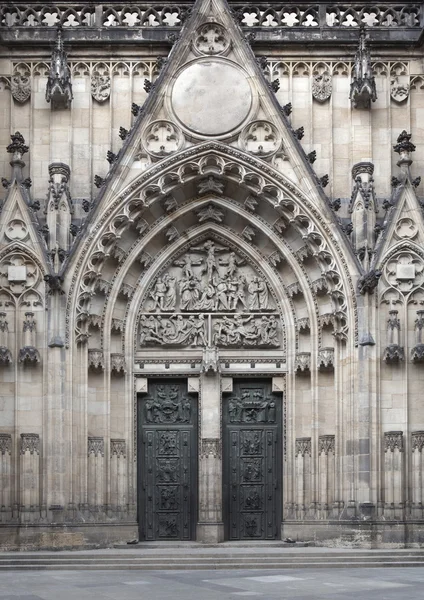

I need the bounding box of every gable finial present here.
[393,130,415,175]
[6,131,28,183]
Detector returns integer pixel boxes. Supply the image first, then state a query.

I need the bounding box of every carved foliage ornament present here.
[20,433,40,455]
[88,436,104,457]
[11,75,31,103]
[296,437,311,457]
[142,120,184,158]
[193,22,230,56]
[312,74,332,103]
[239,120,282,158]
[384,431,403,452]
[0,433,12,455]
[91,75,110,103]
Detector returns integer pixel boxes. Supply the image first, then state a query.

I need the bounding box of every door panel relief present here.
[138,380,197,540]
[224,380,281,540]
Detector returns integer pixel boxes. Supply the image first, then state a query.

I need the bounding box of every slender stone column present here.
[197,371,224,543]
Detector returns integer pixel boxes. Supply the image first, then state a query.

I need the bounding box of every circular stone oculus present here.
[171,61,252,136]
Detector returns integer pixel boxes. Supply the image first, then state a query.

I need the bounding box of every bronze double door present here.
[138,378,281,541]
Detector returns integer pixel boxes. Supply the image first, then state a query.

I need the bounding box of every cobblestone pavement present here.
[1,568,424,600]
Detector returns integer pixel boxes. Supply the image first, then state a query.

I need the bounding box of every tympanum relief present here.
[138,240,281,349]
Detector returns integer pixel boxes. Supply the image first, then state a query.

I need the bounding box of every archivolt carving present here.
[67,144,355,347]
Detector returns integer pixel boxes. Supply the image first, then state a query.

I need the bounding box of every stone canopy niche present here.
[138,239,281,349]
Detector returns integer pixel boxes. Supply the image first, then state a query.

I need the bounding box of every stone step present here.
[1,560,424,571]
[1,553,424,562]
[1,551,424,570]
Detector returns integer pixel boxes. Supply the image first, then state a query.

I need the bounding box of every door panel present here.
[224,380,281,540]
[138,380,197,540]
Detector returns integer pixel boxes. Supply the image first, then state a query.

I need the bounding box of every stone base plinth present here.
[282,520,424,548]
[0,523,138,551]
[196,522,224,544]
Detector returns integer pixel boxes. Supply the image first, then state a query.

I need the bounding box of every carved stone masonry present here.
[88,349,104,370]
[11,75,31,103]
[358,270,381,295]
[88,437,104,457]
[91,75,110,103]
[111,353,126,374]
[45,28,73,109]
[19,312,40,365]
[296,437,311,457]
[349,28,377,109]
[110,439,126,457]
[411,311,424,363]
[295,352,311,373]
[384,431,404,452]
[202,346,220,374]
[383,310,404,364]
[201,439,222,459]
[0,433,12,455]
[20,433,40,455]
[0,312,12,365]
[394,130,415,172]
[194,22,230,56]
[319,435,335,455]
[312,74,332,103]
[412,432,424,453]
[390,76,410,103]
[196,204,224,223]
[318,348,334,371]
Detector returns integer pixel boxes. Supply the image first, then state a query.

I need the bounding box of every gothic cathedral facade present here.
[0,0,424,549]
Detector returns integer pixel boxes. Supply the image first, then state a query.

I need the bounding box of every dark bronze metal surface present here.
[223,379,281,540]
[138,380,197,540]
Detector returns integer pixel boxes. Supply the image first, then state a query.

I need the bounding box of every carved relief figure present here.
[227,391,277,423]
[145,387,192,423]
[145,240,272,315]
[139,239,281,348]
[156,459,178,482]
